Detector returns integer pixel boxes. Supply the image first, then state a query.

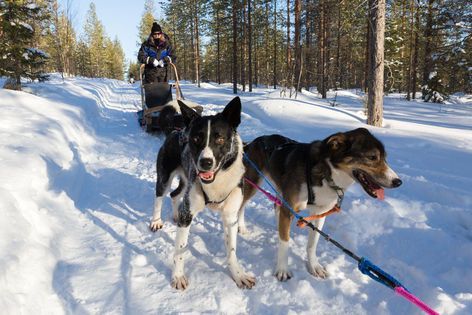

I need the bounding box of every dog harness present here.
[305,160,345,207]
[300,155,345,227]
[264,139,345,208]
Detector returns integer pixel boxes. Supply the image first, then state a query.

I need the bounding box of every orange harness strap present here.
[296,205,341,228]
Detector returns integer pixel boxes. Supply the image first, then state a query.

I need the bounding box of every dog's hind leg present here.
[237,177,259,235]
[275,205,294,281]
[170,176,186,224]
[237,203,248,235]
[238,163,263,234]
[306,217,329,279]
[150,168,176,232]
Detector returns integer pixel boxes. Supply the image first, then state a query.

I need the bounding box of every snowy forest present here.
[1,0,471,102]
[0,0,126,86]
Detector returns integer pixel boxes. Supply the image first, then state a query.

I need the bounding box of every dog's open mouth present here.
[198,170,215,183]
[353,169,385,200]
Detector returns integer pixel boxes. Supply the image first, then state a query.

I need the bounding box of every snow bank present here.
[0,76,470,314]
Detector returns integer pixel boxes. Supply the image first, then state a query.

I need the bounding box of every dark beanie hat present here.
[151,22,162,33]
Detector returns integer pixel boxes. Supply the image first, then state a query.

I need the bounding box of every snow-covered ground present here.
[0,75,471,314]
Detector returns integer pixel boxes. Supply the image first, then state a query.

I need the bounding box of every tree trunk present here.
[52,1,65,77]
[305,0,312,91]
[422,0,434,98]
[336,2,342,89]
[248,0,252,91]
[241,1,246,92]
[367,0,386,127]
[190,16,195,81]
[194,0,200,87]
[294,0,301,91]
[406,0,415,100]
[273,0,277,89]
[265,1,270,86]
[324,1,330,93]
[254,30,258,86]
[216,6,221,84]
[183,37,188,80]
[232,0,238,94]
[364,15,370,92]
[318,0,327,98]
[401,0,407,92]
[286,0,291,83]
[412,4,419,99]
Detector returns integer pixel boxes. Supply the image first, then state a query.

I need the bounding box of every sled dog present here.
[239,128,402,281]
[150,97,255,290]
[156,99,203,135]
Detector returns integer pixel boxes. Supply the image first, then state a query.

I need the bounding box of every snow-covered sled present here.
[137,63,202,134]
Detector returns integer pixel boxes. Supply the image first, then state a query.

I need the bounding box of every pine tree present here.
[75,38,92,77]
[108,37,125,80]
[158,0,470,102]
[0,0,50,89]
[138,0,157,45]
[83,3,106,77]
[232,0,238,94]
[48,0,76,77]
[127,61,141,81]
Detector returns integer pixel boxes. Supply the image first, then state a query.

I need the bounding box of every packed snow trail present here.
[0,76,470,314]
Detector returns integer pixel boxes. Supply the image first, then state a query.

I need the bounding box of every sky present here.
[60,0,164,63]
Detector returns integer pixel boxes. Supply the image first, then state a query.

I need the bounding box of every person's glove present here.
[147,57,156,66]
[152,58,159,67]
[156,59,165,67]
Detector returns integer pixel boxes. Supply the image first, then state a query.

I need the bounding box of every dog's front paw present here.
[232,272,256,289]
[171,275,189,290]
[149,218,164,232]
[274,269,293,282]
[307,262,329,279]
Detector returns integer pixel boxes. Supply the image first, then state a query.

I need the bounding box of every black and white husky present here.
[150,97,255,290]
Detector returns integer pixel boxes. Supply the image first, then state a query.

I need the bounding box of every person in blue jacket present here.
[138,22,176,84]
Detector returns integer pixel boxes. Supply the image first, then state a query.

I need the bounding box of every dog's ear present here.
[326,132,347,152]
[178,100,201,126]
[222,96,242,129]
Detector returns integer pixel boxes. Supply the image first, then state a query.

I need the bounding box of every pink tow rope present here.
[395,286,440,315]
[244,177,282,206]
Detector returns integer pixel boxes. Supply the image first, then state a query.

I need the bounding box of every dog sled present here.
[137,59,202,134]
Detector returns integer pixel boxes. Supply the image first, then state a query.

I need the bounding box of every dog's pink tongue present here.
[376,188,385,200]
[199,171,214,180]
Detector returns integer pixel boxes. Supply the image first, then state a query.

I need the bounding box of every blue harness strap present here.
[358,257,405,290]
